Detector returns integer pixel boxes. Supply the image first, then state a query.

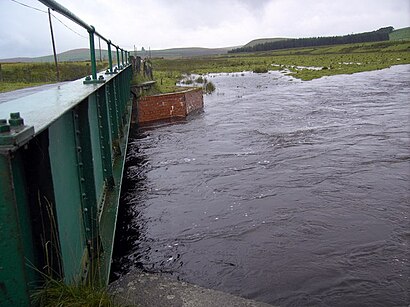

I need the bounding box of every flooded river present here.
[112,65,410,306]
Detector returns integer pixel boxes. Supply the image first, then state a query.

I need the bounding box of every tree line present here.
[229,27,394,53]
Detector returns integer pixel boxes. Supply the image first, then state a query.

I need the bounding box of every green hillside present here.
[243,38,288,48]
[390,27,410,41]
[0,48,116,63]
[139,47,233,58]
[0,46,234,63]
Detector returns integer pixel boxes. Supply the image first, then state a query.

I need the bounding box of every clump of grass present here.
[28,195,118,307]
[195,76,204,83]
[253,66,268,73]
[204,81,216,94]
[31,277,118,307]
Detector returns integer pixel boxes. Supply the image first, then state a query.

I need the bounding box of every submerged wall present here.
[135,88,203,124]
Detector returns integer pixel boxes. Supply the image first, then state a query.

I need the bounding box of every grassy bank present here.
[0,61,108,93]
[2,40,409,93]
[152,40,410,83]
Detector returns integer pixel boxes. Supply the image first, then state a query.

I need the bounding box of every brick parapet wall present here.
[134,88,203,124]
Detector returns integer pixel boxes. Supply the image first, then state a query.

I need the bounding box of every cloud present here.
[0,0,409,58]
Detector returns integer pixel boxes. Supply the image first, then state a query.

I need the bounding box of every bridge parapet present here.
[0,64,133,307]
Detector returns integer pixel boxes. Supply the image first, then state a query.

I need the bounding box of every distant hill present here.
[0,46,234,63]
[0,48,116,63]
[139,47,235,58]
[230,26,396,53]
[389,27,410,41]
[243,38,289,48]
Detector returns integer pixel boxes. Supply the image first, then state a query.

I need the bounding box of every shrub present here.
[195,76,204,83]
[253,66,268,73]
[204,81,216,94]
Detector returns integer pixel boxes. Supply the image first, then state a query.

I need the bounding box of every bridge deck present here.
[0,72,113,135]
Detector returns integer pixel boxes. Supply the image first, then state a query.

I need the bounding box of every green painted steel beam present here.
[99,96,132,282]
[73,102,100,258]
[48,113,86,283]
[0,64,134,305]
[0,153,31,307]
[0,72,121,136]
[96,87,114,187]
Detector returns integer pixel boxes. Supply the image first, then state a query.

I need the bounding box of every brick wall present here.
[134,88,203,124]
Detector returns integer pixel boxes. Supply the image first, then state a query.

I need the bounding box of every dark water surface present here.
[112,66,410,306]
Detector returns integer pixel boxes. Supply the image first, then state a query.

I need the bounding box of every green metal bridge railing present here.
[0,1,133,305]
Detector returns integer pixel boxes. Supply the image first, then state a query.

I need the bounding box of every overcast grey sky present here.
[0,0,409,58]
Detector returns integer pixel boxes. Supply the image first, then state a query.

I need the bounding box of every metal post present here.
[48,8,60,82]
[121,49,124,67]
[88,26,97,80]
[116,46,121,70]
[105,41,116,75]
[84,26,104,84]
[98,37,102,62]
[108,41,113,72]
